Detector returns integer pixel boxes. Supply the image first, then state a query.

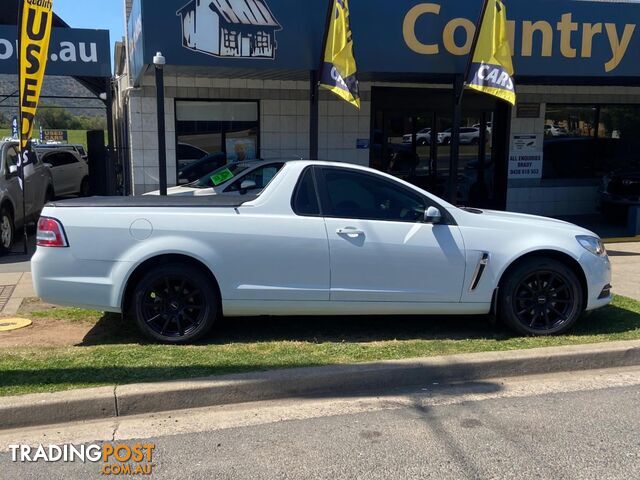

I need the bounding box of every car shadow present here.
[78,303,640,347]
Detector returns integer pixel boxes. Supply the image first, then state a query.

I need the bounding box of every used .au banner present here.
[19,0,54,152]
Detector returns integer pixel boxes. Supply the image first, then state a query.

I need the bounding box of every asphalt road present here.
[1,367,639,479]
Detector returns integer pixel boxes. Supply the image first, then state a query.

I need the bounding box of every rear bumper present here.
[31,247,130,313]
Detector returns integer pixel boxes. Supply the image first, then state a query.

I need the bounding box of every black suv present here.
[601,167,640,219]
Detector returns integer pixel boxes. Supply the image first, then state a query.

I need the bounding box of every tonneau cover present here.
[46,194,259,208]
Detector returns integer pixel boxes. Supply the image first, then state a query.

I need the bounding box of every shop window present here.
[543,104,640,180]
[175,100,259,185]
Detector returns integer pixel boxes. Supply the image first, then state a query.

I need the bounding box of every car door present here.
[225,167,330,302]
[27,150,51,214]
[43,152,68,196]
[317,166,467,303]
[60,152,86,194]
[3,146,24,223]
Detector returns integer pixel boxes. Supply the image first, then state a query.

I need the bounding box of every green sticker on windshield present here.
[210,168,234,186]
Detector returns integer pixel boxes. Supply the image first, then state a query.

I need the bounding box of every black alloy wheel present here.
[500,257,583,336]
[0,207,14,254]
[133,263,218,343]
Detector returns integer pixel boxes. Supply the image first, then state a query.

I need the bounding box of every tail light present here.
[37,217,69,247]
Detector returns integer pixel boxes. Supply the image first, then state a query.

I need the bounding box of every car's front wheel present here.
[132,263,219,343]
[499,257,584,336]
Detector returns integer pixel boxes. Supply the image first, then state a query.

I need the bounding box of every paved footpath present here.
[0,242,638,315]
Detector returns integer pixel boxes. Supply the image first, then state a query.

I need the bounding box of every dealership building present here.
[116,0,640,229]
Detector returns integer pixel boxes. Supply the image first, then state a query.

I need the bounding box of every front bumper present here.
[580,251,613,311]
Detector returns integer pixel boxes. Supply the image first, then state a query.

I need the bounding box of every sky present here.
[53,0,125,65]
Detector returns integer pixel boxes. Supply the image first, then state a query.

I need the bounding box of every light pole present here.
[153,51,167,196]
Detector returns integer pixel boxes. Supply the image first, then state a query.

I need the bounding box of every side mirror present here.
[424,206,443,224]
[239,179,257,194]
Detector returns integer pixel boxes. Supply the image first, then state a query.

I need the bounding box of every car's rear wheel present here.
[132,263,218,343]
[499,257,583,336]
[0,207,14,254]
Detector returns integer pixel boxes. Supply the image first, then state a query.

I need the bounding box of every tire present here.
[80,177,90,197]
[471,137,479,145]
[499,257,584,336]
[418,138,428,146]
[0,206,14,254]
[132,263,219,344]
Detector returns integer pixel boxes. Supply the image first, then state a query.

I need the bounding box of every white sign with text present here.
[509,134,543,179]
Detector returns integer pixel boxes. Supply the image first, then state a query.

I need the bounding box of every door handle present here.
[336,227,364,237]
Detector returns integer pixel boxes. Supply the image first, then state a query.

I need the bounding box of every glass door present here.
[372,108,496,208]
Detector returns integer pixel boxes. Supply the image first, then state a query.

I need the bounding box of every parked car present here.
[176,142,209,170]
[36,143,88,161]
[544,125,569,137]
[37,148,90,197]
[147,160,286,197]
[437,127,481,145]
[177,152,228,185]
[33,160,612,343]
[402,128,432,146]
[601,167,640,219]
[0,141,54,252]
[473,122,492,134]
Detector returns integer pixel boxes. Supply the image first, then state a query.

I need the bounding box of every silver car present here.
[0,141,54,253]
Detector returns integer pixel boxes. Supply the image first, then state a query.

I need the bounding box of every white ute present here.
[32,161,612,343]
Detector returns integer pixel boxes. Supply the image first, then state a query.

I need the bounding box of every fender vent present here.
[470,253,490,291]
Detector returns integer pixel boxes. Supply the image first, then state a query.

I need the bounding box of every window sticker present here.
[211,168,234,186]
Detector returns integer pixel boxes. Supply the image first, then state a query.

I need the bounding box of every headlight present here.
[577,235,606,256]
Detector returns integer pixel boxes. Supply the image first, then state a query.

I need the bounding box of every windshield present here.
[190,163,252,189]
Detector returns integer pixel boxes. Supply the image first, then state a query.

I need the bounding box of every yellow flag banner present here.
[319,0,360,109]
[466,0,515,105]
[19,0,54,151]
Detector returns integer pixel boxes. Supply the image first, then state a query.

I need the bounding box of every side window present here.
[320,168,428,223]
[5,147,19,169]
[225,163,285,193]
[60,152,79,165]
[44,153,62,168]
[292,167,320,216]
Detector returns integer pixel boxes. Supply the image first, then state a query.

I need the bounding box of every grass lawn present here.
[0,295,639,397]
